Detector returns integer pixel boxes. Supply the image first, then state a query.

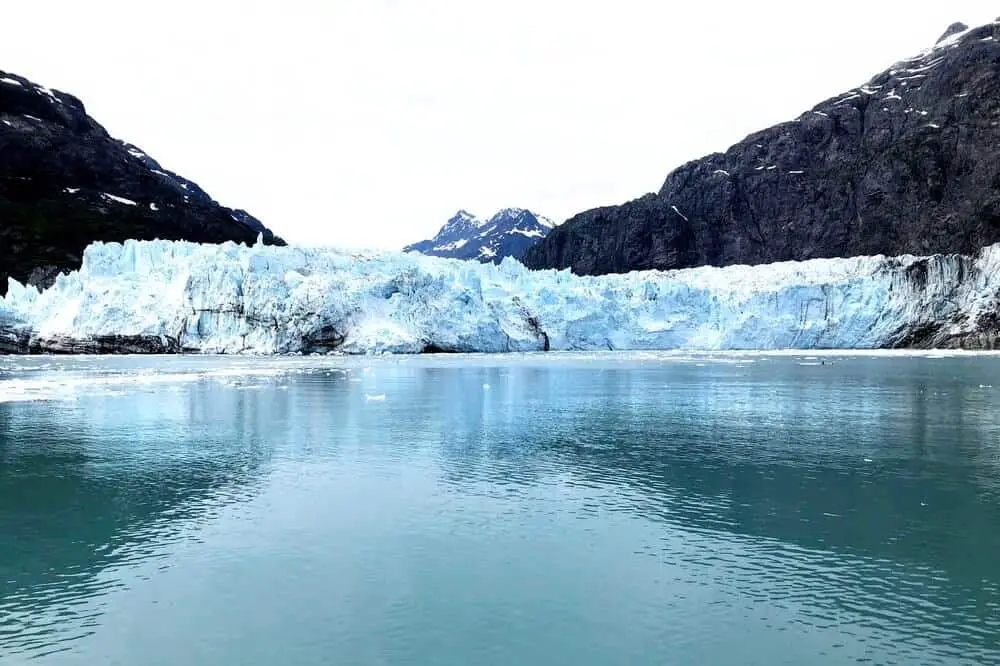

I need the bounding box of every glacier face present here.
[1,238,999,354]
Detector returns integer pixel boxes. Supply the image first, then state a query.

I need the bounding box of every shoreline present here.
[7,348,1000,359]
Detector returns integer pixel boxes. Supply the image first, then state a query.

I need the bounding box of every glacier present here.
[2,237,1000,354]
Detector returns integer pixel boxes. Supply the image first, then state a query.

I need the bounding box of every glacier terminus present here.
[2,237,1000,355]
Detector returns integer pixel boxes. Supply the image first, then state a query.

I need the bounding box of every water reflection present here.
[0,354,998,664]
[0,370,353,658]
[416,359,1000,660]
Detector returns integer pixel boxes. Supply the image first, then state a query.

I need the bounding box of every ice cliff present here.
[2,238,1000,354]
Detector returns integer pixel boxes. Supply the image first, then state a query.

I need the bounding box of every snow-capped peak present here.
[442,209,487,230]
[404,207,556,264]
[489,208,556,229]
[493,207,528,218]
[452,209,479,223]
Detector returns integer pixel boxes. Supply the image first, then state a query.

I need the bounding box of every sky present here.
[2,1,998,249]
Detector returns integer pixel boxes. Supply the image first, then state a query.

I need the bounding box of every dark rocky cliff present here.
[0,69,283,294]
[522,21,1000,275]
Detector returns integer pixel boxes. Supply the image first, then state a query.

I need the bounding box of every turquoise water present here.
[1,352,998,665]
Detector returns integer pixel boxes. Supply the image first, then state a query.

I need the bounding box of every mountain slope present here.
[0,69,283,294]
[522,20,1000,275]
[405,208,554,263]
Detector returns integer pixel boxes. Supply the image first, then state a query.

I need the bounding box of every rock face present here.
[0,69,283,294]
[405,208,554,263]
[522,21,1000,275]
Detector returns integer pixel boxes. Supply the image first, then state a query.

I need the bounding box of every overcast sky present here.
[3,2,997,248]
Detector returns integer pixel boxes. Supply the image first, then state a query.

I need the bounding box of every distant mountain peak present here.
[449,209,478,223]
[443,209,487,228]
[494,207,526,217]
[404,207,557,263]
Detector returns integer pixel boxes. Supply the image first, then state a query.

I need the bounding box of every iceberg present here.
[2,238,1000,354]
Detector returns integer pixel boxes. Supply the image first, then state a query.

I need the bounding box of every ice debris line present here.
[3,237,1000,354]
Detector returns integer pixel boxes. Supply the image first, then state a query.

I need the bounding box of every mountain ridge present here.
[405,207,554,263]
[522,20,1000,275]
[0,68,283,295]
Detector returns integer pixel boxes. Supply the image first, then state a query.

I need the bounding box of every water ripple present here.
[1,353,998,664]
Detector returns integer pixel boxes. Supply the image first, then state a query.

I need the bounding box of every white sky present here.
[2,2,997,249]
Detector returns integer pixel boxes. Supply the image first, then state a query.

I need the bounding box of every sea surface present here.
[1,352,999,665]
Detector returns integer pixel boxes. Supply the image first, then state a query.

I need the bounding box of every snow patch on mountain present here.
[3,238,1000,355]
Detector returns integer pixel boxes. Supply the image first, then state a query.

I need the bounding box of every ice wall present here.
[2,238,999,354]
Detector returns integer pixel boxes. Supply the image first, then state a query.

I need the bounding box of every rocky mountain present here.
[522,20,1000,275]
[405,208,554,263]
[0,69,283,294]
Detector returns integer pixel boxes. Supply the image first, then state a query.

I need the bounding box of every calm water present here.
[1,352,999,665]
